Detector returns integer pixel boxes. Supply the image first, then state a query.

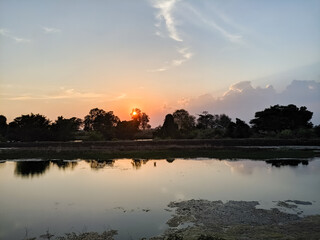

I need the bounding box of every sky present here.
[1,0,320,126]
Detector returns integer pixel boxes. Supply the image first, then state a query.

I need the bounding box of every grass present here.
[0,147,318,160]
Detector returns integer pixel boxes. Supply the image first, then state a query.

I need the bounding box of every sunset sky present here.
[1,0,320,126]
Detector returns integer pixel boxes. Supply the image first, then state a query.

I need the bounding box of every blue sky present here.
[1,0,320,125]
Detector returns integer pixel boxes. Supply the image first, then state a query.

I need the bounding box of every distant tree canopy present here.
[130,108,151,130]
[0,104,317,142]
[84,108,119,140]
[154,114,179,139]
[250,104,313,133]
[197,112,231,129]
[173,109,196,132]
[0,115,7,138]
[51,116,82,141]
[7,113,51,141]
[227,118,251,138]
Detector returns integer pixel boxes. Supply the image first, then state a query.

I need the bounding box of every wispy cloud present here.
[187,5,243,43]
[42,27,61,34]
[3,88,103,101]
[186,4,243,44]
[153,0,182,42]
[172,47,193,66]
[150,0,194,72]
[0,28,31,43]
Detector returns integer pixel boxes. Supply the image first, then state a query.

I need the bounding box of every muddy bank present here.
[1,139,320,151]
[150,199,320,240]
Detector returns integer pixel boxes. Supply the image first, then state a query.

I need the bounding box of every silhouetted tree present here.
[197,112,231,129]
[197,111,215,129]
[84,108,119,140]
[116,120,139,139]
[227,118,251,138]
[130,108,151,130]
[51,116,82,141]
[250,104,313,133]
[314,125,320,137]
[0,115,7,139]
[154,114,179,138]
[7,113,51,141]
[173,109,196,132]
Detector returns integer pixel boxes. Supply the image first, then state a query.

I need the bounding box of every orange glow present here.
[132,111,137,116]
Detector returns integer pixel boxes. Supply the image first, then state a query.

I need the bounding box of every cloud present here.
[174,80,320,124]
[153,0,182,42]
[150,0,193,72]
[3,88,103,101]
[0,28,31,43]
[172,47,193,66]
[42,27,61,34]
[186,4,243,44]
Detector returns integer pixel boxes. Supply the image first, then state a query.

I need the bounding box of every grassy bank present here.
[0,147,319,160]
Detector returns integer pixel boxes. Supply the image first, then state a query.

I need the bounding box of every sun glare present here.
[132,111,137,116]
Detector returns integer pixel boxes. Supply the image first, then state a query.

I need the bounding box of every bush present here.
[277,129,294,139]
[296,128,315,139]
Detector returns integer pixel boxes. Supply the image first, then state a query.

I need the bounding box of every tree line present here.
[0,104,319,142]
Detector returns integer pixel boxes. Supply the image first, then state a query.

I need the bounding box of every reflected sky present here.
[0,158,320,240]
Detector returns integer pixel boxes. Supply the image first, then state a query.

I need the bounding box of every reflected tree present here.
[52,160,78,170]
[131,159,149,169]
[88,160,115,169]
[266,159,309,167]
[14,161,50,178]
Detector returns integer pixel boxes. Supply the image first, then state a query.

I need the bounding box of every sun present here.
[132,111,137,116]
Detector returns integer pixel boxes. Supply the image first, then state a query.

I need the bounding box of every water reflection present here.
[14,161,50,178]
[53,160,78,170]
[2,158,320,240]
[266,159,309,167]
[12,158,314,178]
[87,159,115,169]
[131,159,149,169]
[166,158,175,163]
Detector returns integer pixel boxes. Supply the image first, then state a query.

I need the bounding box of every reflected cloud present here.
[224,161,254,175]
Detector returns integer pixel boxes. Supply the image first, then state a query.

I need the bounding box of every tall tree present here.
[227,118,251,138]
[250,104,313,133]
[196,112,231,129]
[130,108,150,130]
[172,109,196,132]
[0,115,7,138]
[7,113,51,141]
[51,116,82,141]
[84,108,119,140]
[154,114,179,138]
[116,120,139,139]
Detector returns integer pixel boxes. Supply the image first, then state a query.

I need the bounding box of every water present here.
[0,158,320,239]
